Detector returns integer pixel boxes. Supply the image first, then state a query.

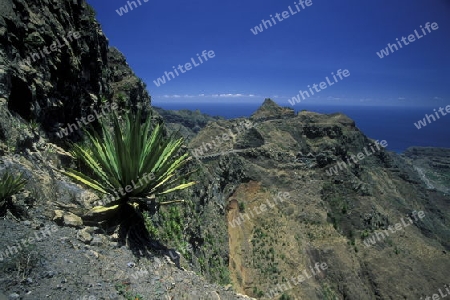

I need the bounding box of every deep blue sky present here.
[87,0,450,107]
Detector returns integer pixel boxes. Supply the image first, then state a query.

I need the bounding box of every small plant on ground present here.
[14,247,39,282]
[360,229,370,239]
[322,283,339,300]
[2,245,40,285]
[238,201,245,212]
[280,293,291,300]
[252,287,265,298]
[117,93,127,103]
[0,170,28,219]
[115,282,144,300]
[28,119,39,134]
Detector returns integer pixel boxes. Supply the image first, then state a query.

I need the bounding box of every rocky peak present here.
[250,98,295,120]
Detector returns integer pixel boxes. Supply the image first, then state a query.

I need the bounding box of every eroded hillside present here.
[187,99,450,299]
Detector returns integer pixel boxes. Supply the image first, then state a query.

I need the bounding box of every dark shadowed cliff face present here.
[0,0,150,146]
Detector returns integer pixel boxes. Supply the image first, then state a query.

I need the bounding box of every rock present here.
[53,210,64,224]
[63,213,83,228]
[90,236,102,246]
[76,229,92,244]
[110,233,119,241]
[83,226,99,234]
[210,291,220,299]
[42,270,56,278]
[87,250,99,259]
[79,191,100,208]
[8,293,20,300]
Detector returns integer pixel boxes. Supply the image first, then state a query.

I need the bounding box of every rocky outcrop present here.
[153,106,225,141]
[251,98,295,121]
[0,0,150,146]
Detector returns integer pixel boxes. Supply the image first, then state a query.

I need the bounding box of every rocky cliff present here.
[0,0,150,148]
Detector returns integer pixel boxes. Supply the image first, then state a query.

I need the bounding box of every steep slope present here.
[185,100,450,299]
[153,106,225,141]
[403,147,450,194]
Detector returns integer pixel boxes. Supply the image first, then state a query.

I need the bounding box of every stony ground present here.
[0,216,255,300]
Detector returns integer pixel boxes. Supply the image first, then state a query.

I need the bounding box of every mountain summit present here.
[251,98,295,120]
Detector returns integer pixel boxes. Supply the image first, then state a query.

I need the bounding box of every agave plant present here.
[0,170,28,218]
[64,108,196,222]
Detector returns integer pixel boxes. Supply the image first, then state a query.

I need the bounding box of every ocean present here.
[153,102,450,153]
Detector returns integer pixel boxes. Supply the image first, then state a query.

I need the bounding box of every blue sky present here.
[87,0,450,107]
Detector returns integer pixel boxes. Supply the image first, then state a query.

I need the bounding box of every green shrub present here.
[238,201,245,212]
[280,293,291,300]
[115,283,143,300]
[143,205,193,260]
[28,119,39,133]
[360,229,370,239]
[86,4,97,22]
[0,170,27,218]
[322,283,338,300]
[0,170,26,200]
[64,108,196,247]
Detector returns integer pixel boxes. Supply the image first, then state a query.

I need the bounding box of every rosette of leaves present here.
[64,108,196,248]
[0,170,27,219]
